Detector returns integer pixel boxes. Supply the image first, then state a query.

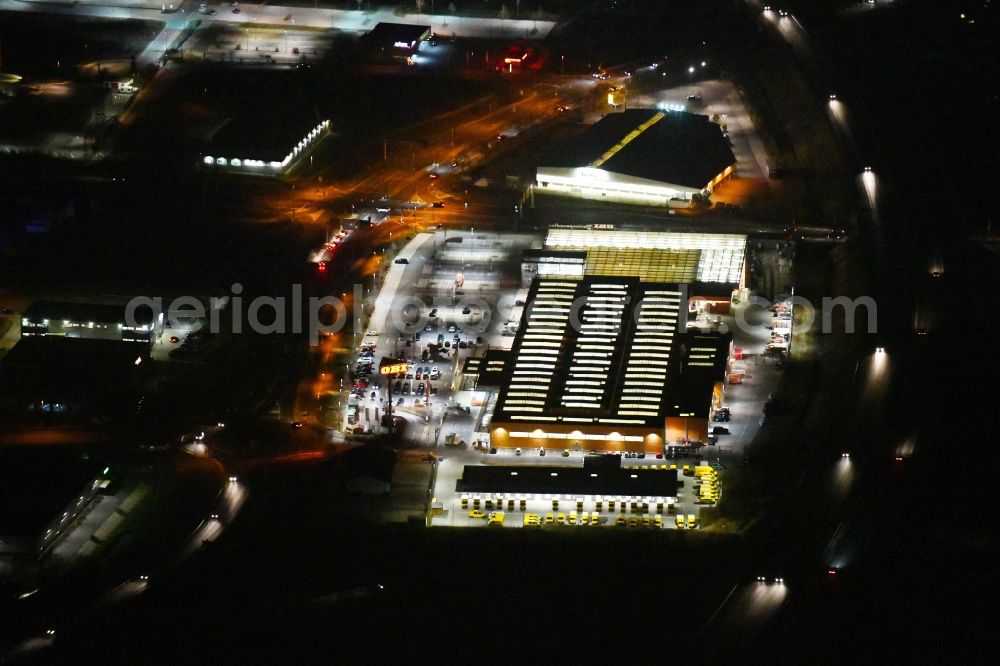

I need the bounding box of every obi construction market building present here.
[535,109,735,206]
[485,276,731,455]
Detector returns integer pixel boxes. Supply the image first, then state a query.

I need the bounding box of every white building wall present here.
[535,167,701,206]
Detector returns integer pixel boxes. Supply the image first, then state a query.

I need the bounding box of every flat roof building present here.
[458,463,679,498]
[521,249,587,286]
[536,109,736,206]
[544,227,747,286]
[21,300,158,345]
[363,23,432,62]
[202,118,330,174]
[461,350,510,390]
[488,276,730,454]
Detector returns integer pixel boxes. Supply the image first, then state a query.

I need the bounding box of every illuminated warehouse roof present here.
[492,276,730,429]
[535,109,736,205]
[540,109,736,190]
[545,228,747,284]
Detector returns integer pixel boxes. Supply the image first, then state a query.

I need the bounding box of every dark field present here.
[0,13,160,80]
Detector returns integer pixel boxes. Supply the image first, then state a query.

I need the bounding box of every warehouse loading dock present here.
[458,463,679,498]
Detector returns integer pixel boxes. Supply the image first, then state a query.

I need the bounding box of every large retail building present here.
[483,276,730,455]
[535,109,736,206]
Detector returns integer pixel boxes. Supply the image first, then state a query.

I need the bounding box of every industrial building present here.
[20,300,159,345]
[483,276,731,455]
[202,118,330,174]
[542,226,747,286]
[362,23,432,63]
[520,227,748,320]
[459,458,679,498]
[535,109,736,206]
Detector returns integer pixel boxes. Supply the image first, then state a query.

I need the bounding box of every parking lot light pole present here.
[386,375,393,436]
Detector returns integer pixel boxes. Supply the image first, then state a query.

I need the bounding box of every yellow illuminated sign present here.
[380,362,408,375]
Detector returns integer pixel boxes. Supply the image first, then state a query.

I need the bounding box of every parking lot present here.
[342,229,537,446]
